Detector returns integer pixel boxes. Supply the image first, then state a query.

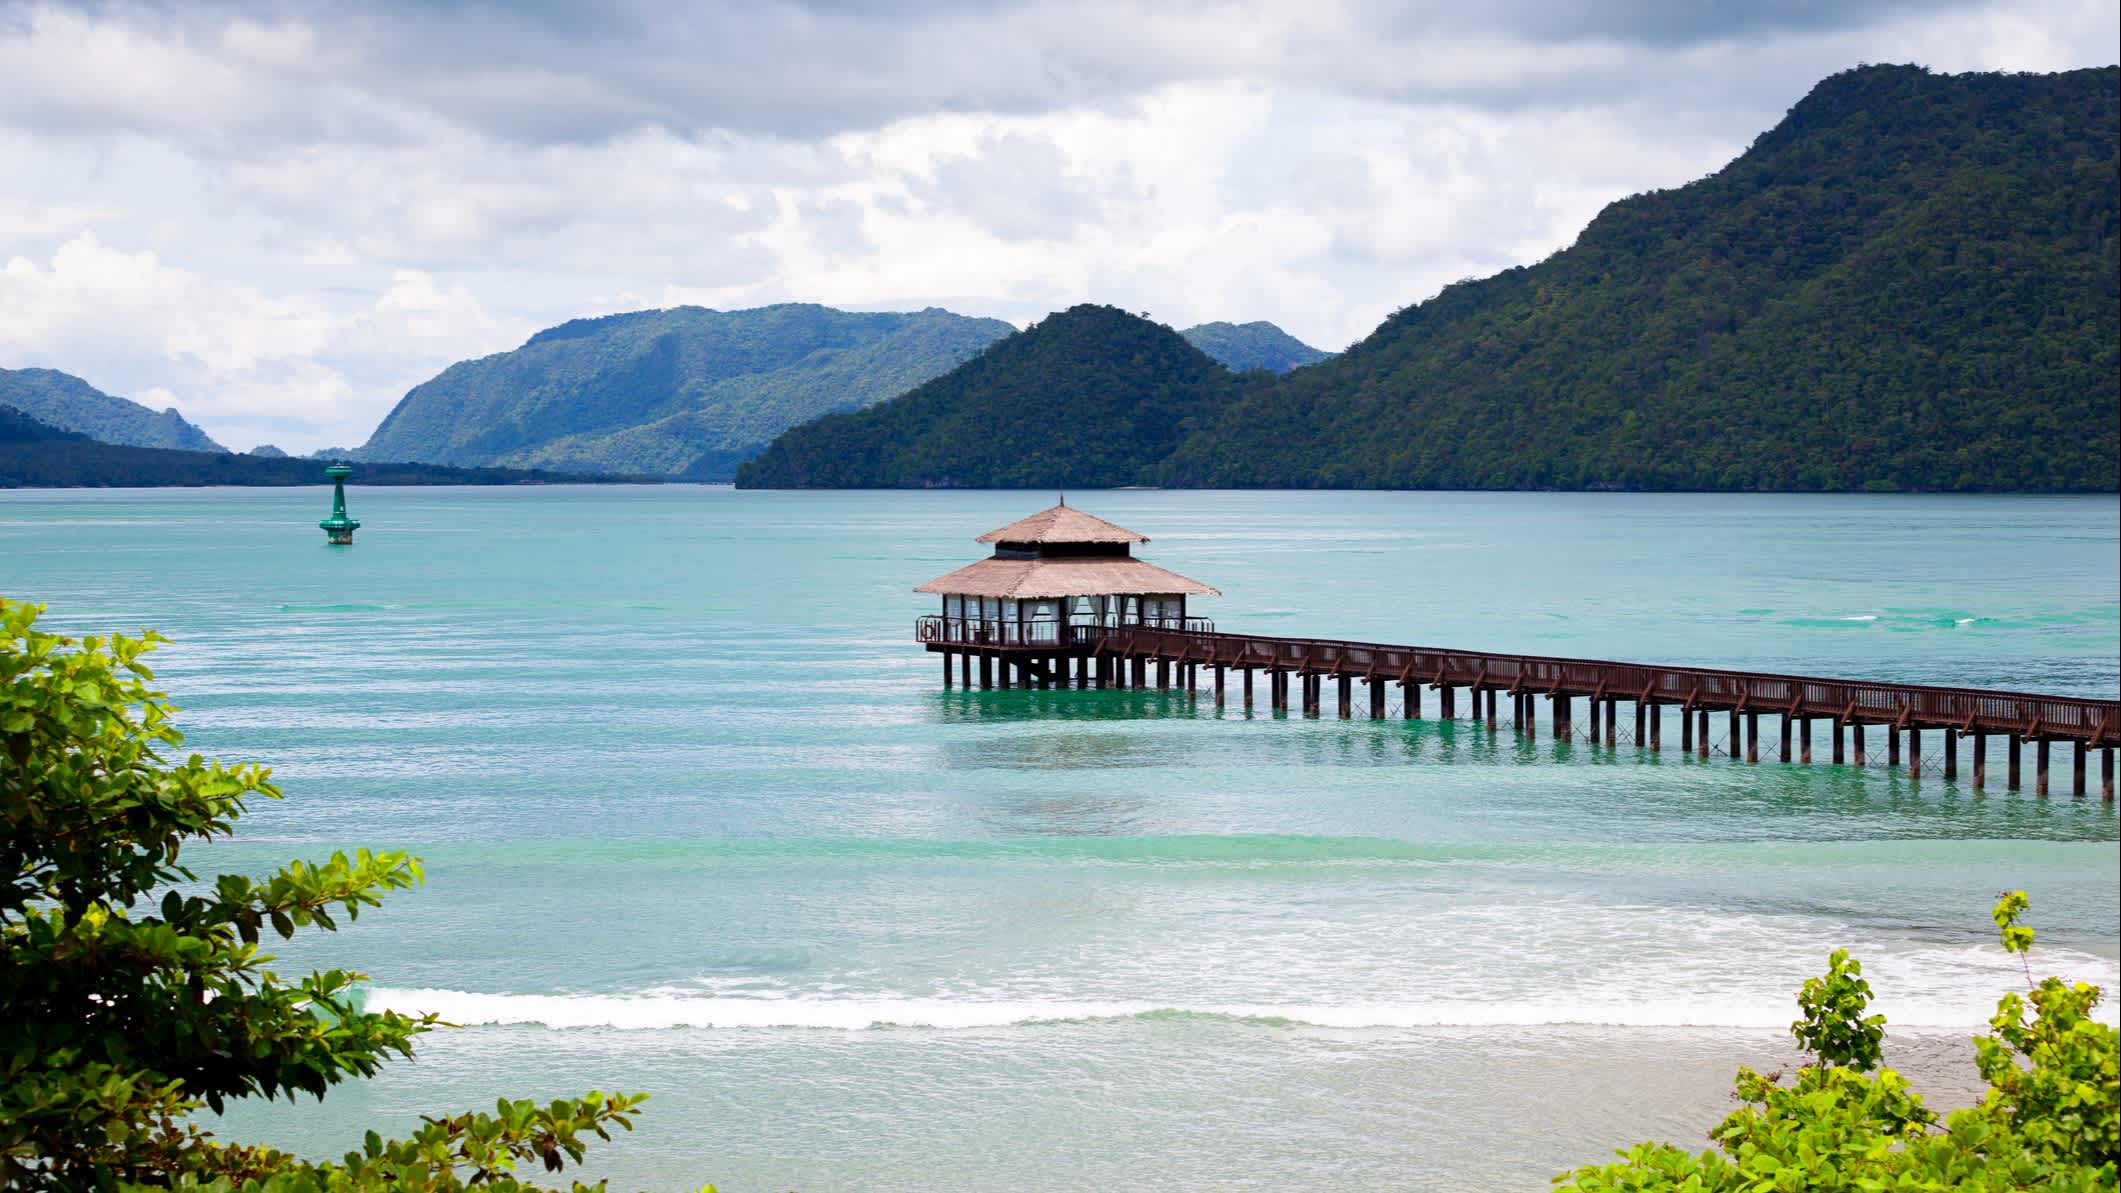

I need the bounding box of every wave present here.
[361,987,2101,1033]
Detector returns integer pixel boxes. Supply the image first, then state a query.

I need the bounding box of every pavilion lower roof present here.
[914,556,1220,599]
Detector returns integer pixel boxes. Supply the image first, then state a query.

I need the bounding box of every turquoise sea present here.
[2,487,2116,1191]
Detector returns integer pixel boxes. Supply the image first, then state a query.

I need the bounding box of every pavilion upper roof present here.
[975,503,1148,545]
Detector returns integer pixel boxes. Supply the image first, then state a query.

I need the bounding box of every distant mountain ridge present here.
[742,65,2120,493]
[356,303,1017,480]
[0,368,225,453]
[1180,322,1331,372]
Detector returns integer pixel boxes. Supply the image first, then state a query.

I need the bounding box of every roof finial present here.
[1058,490,1065,506]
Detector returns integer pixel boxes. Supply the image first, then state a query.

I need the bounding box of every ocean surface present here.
[2,486,2116,1191]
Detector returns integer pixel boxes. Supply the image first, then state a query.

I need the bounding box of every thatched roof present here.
[915,556,1220,599]
[975,503,1147,544]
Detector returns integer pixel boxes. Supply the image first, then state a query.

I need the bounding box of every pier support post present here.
[979,654,993,689]
[1972,733,1986,789]
[1242,667,1253,710]
[1588,697,1601,743]
[1852,722,1866,767]
[1441,686,1457,719]
[2008,734,2022,789]
[1832,719,1844,764]
[1746,713,1759,763]
[1304,673,1321,718]
[1214,665,1226,707]
[1779,715,1792,762]
[1635,701,1646,746]
[1556,695,1573,741]
[1729,710,1741,760]
[1605,698,1618,747]
[962,650,973,689]
[1888,727,1901,767]
[1489,688,1500,733]
[2103,748,2114,802]
[1697,710,1710,759]
[2073,742,2086,796]
[1944,730,1958,780]
[1801,718,1812,764]
[1647,701,1660,751]
[1405,682,1421,720]
[2036,739,2050,796]
[1372,679,1388,720]
[1186,663,1197,696]
[1908,728,1921,778]
[1523,694,1536,741]
[1156,659,1170,690]
[1682,706,1694,753]
[943,650,953,689]
[1338,675,1353,719]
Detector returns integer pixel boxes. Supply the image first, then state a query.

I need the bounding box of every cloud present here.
[0,0,2112,451]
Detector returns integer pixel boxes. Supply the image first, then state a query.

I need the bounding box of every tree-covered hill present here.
[1181,321,1333,372]
[0,367,226,452]
[740,65,2118,493]
[1164,64,2119,491]
[356,303,1015,479]
[736,304,1257,487]
[0,403,643,487]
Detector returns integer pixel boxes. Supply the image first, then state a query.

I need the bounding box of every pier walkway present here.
[916,617,2120,799]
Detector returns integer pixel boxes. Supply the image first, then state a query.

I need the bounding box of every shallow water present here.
[3,487,2115,1191]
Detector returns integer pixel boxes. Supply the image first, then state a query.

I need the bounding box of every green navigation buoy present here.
[319,464,361,545]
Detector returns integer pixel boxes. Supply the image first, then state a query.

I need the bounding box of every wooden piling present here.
[1242,667,1253,710]
[1588,697,1601,742]
[1972,733,1985,789]
[1489,688,1501,733]
[2036,739,2050,796]
[1888,727,1901,767]
[1697,710,1710,759]
[2102,748,2114,802]
[1338,674,1353,718]
[1800,717,1812,764]
[2073,741,2086,796]
[1647,701,1660,751]
[1605,698,1618,747]
[1779,715,1792,761]
[1372,679,1387,719]
[1556,694,1573,740]
[1523,693,1536,741]
[1214,665,1226,707]
[1682,705,1694,752]
[1405,681,1421,720]
[1746,712,1759,763]
[1832,718,1844,764]
[1441,685,1457,719]
[1729,710,1741,760]
[1635,700,1647,745]
[1851,721,1865,767]
[1908,728,1920,778]
[2008,734,2022,789]
[1944,729,1958,780]
[1304,673,1321,718]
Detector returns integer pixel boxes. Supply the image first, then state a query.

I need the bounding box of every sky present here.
[0,0,2113,453]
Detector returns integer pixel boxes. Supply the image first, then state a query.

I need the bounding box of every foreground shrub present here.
[1557,891,2119,1190]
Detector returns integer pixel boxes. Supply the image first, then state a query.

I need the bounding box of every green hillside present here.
[1181,321,1332,372]
[736,305,1255,487]
[1166,64,2119,491]
[0,368,226,453]
[357,303,1014,479]
[740,65,2118,493]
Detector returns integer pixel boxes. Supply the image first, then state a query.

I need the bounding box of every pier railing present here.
[915,615,1214,649]
[1081,626,2120,746]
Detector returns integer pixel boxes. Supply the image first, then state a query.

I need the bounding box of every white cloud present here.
[0,0,2111,452]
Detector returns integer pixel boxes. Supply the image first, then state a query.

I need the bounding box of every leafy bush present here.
[1556,892,2120,1190]
[0,597,692,1191]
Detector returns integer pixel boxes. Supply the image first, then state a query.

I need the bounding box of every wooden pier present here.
[916,619,2121,800]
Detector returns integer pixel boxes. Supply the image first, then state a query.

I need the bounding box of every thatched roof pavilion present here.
[915,502,1217,650]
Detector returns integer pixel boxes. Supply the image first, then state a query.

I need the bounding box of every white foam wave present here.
[365,987,2099,1033]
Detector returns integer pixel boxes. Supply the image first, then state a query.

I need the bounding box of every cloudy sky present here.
[0,0,2112,452]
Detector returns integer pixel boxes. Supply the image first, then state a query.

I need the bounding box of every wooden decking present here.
[917,620,2120,798]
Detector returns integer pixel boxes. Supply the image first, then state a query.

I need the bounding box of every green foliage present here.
[358,303,1014,478]
[1179,321,1332,373]
[1555,892,2120,1191]
[737,303,1257,488]
[0,598,680,1191]
[0,368,226,453]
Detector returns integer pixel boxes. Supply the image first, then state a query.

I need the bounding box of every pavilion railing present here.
[916,615,1213,648]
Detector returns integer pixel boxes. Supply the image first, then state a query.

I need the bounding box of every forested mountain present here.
[356,304,1015,479]
[0,368,226,453]
[0,403,89,445]
[742,65,2119,493]
[1166,64,2119,491]
[1181,321,1332,372]
[735,305,1258,487]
